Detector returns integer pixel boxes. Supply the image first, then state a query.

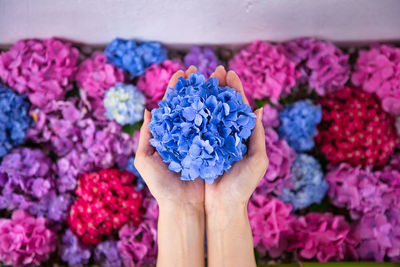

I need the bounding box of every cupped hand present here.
[205,66,269,212]
[134,66,205,209]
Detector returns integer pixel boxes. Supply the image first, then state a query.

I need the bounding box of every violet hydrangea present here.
[105,38,167,77]
[104,83,145,125]
[352,44,400,115]
[95,240,122,267]
[248,194,295,258]
[228,40,298,102]
[137,60,183,109]
[280,154,328,210]
[184,46,219,77]
[60,229,91,267]
[280,37,350,95]
[0,38,79,108]
[149,73,256,183]
[0,83,32,158]
[278,100,321,152]
[0,210,57,267]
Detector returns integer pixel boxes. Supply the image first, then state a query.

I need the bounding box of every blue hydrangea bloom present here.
[105,38,167,77]
[280,154,328,210]
[104,83,145,125]
[278,100,321,152]
[0,83,32,158]
[125,156,146,191]
[149,73,256,184]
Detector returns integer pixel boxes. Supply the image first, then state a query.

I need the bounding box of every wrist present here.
[159,200,204,220]
[206,200,248,231]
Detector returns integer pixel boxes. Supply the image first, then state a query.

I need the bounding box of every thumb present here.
[247,107,268,166]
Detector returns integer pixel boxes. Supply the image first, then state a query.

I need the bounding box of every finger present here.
[226,70,249,105]
[164,70,185,99]
[185,65,197,78]
[247,108,267,158]
[210,65,227,86]
[136,109,155,156]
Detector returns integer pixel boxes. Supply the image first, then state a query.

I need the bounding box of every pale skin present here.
[134,65,269,267]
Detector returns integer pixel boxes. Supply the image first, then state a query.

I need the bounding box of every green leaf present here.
[122,121,143,136]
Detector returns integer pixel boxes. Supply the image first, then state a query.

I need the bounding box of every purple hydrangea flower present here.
[184,46,219,77]
[105,38,167,77]
[95,240,122,267]
[60,229,91,266]
[149,73,256,183]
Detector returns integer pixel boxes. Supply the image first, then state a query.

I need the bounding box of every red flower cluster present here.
[316,87,398,167]
[68,169,143,245]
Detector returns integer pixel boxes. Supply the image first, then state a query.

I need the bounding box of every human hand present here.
[205,66,269,215]
[134,66,205,210]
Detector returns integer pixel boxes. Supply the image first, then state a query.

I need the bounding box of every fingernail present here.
[217,65,225,70]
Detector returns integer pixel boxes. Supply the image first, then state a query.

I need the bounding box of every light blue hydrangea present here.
[149,73,256,184]
[278,99,321,152]
[280,154,328,210]
[104,83,145,126]
[105,38,167,77]
[0,83,32,158]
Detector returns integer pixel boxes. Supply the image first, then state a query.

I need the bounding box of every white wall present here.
[0,0,400,46]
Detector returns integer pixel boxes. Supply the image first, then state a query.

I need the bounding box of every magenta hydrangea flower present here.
[184,46,219,77]
[262,104,280,129]
[141,189,159,221]
[326,163,400,219]
[280,38,350,95]
[0,38,79,108]
[132,130,140,154]
[356,209,400,262]
[396,116,400,136]
[229,40,298,102]
[76,51,124,116]
[117,221,158,267]
[0,210,57,267]
[256,128,296,195]
[248,194,295,257]
[352,44,400,115]
[289,213,358,262]
[137,60,183,109]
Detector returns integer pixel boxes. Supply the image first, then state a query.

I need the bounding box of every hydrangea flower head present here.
[316,87,398,167]
[105,38,167,77]
[228,40,298,102]
[278,100,321,152]
[95,240,122,267]
[149,72,256,183]
[256,128,295,195]
[76,51,124,100]
[262,103,280,129]
[68,169,143,245]
[0,38,79,107]
[290,213,358,262]
[280,154,328,210]
[0,210,57,267]
[137,60,183,109]
[60,229,91,267]
[104,83,145,125]
[184,46,219,77]
[352,44,400,115]
[0,83,32,158]
[118,221,158,267]
[248,194,295,257]
[280,37,350,95]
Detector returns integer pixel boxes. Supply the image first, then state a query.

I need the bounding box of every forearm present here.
[157,202,205,267]
[206,202,256,267]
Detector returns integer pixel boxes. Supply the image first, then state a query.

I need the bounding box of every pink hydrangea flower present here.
[229,40,298,102]
[137,60,183,109]
[248,194,295,257]
[262,104,280,129]
[280,38,350,95]
[396,116,400,136]
[0,38,79,108]
[356,209,400,262]
[352,44,400,115]
[118,220,158,267]
[76,51,124,99]
[256,128,296,195]
[290,213,358,262]
[326,163,400,219]
[142,189,159,221]
[0,210,57,267]
[132,130,141,154]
